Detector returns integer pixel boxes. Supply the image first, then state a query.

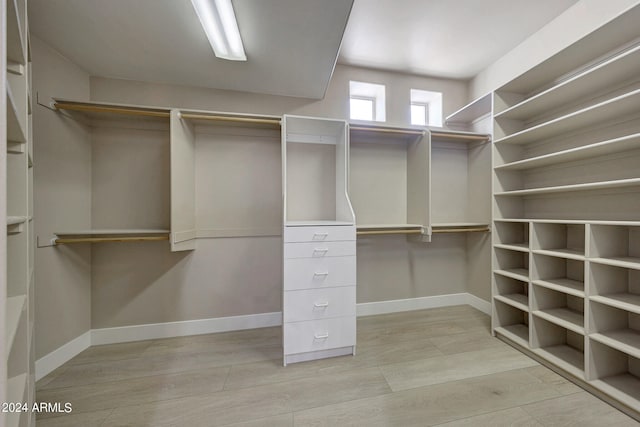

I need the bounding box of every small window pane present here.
[411,104,427,126]
[350,98,374,121]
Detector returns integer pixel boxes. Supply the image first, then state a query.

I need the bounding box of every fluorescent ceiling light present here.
[191,0,247,61]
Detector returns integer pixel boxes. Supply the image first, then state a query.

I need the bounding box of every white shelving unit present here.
[3,0,34,424]
[282,115,356,365]
[492,8,640,418]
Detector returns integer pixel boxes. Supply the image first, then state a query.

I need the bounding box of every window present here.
[410,89,443,127]
[350,81,386,122]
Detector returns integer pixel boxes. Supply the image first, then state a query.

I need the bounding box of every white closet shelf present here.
[432,223,490,234]
[7,373,27,427]
[53,229,170,245]
[496,44,640,121]
[7,216,27,234]
[494,268,529,282]
[495,324,529,347]
[494,294,528,312]
[532,345,584,378]
[591,375,640,412]
[7,84,27,144]
[532,248,585,260]
[286,221,354,227]
[429,129,490,144]
[591,331,640,360]
[6,0,25,65]
[5,295,26,352]
[53,99,171,120]
[179,110,281,128]
[350,123,425,136]
[533,308,585,334]
[589,257,640,271]
[532,279,585,298]
[494,243,529,252]
[590,294,640,315]
[445,93,492,125]
[494,88,640,145]
[495,133,640,171]
[495,178,640,197]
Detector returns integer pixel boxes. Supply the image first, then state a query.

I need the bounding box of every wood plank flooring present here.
[36,306,639,426]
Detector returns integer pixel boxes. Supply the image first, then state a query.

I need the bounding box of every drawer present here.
[284,256,356,290]
[283,316,356,355]
[284,225,356,243]
[284,287,356,322]
[284,241,356,259]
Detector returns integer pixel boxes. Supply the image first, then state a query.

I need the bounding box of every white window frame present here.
[350,81,386,122]
[410,89,443,127]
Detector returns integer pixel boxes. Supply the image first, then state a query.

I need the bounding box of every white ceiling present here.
[339,0,579,79]
[29,0,578,99]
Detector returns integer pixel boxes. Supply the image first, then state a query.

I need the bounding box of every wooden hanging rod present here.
[55,236,169,245]
[180,113,282,126]
[430,132,490,141]
[357,229,424,236]
[350,126,425,136]
[432,227,490,234]
[54,102,171,118]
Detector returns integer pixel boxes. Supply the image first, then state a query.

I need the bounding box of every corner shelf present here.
[7,216,27,234]
[445,93,492,126]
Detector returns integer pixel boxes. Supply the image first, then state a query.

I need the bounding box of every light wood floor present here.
[36,306,639,426]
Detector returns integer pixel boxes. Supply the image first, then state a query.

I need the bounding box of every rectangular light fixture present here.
[191,0,247,61]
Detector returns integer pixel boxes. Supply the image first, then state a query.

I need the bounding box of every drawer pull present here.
[314,332,329,339]
[313,248,329,254]
[312,233,329,240]
[314,301,329,308]
[313,271,329,277]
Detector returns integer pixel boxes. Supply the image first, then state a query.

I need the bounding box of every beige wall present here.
[32,37,92,358]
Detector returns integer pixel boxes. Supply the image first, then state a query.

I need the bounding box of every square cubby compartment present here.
[589,340,640,404]
[532,284,584,334]
[532,315,584,377]
[532,254,584,297]
[590,225,640,267]
[494,275,528,312]
[493,299,529,347]
[590,301,640,354]
[590,262,640,312]
[495,221,529,250]
[532,222,585,258]
[494,247,529,281]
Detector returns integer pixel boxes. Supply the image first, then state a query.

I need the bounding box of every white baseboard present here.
[356,293,470,316]
[91,311,283,346]
[35,331,91,381]
[36,293,491,380]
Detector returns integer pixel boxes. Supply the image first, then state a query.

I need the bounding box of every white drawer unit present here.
[283,316,356,356]
[282,115,356,366]
[284,225,356,243]
[283,241,356,259]
[284,256,356,290]
[283,286,356,322]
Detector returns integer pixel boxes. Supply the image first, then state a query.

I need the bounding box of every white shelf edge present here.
[590,332,640,360]
[493,269,529,282]
[494,294,529,312]
[445,93,492,125]
[494,243,529,253]
[495,44,640,121]
[533,309,585,335]
[494,88,640,145]
[497,219,640,226]
[286,221,354,227]
[532,248,585,260]
[432,222,489,227]
[532,345,585,379]
[590,295,640,315]
[5,295,27,351]
[532,279,585,298]
[495,133,640,171]
[7,216,27,226]
[6,83,27,144]
[495,178,640,197]
[54,229,170,236]
[494,325,529,348]
[357,223,422,230]
[589,257,640,271]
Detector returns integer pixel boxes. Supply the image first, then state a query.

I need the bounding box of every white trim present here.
[356,293,469,316]
[465,293,492,315]
[91,312,282,346]
[35,293,493,380]
[35,331,91,381]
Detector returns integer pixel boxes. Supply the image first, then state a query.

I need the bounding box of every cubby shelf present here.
[494,243,529,252]
[533,308,585,334]
[590,295,640,315]
[494,268,529,282]
[591,332,640,359]
[494,324,529,347]
[591,376,640,413]
[495,177,640,197]
[590,257,640,271]
[495,44,640,121]
[532,278,584,298]
[532,249,584,260]
[494,294,528,312]
[494,88,640,145]
[533,345,585,378]
[495,133,640,171]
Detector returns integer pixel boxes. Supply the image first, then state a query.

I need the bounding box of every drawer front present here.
[283,316,356,355]
[284,241,356,259]
[284,287,356,322]
[284,256,356,290]
[284,226,356,243]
